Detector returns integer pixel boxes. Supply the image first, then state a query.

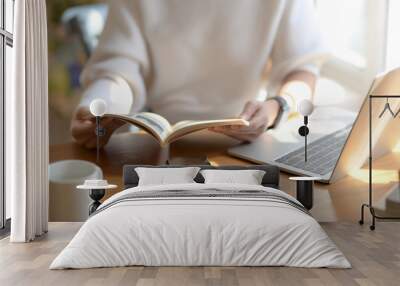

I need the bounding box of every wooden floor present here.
[1,222,399,286]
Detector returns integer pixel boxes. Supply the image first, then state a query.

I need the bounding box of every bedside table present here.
[77,180,117,215]
[289,177,321,210]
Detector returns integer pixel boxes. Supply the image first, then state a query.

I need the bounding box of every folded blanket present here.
[92,188,310,217]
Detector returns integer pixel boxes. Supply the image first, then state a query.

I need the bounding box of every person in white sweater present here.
[71,0,328,148]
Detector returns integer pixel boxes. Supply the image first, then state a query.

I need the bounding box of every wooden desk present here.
[50,130,399,222]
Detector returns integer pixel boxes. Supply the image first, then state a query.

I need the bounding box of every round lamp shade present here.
[297,99,314,116]
[90,99,107,117]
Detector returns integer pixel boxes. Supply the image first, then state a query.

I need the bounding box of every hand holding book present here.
[210,100,280,142]
[71,99,260,148]
[103,111,249,146]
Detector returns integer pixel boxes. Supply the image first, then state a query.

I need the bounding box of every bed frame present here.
[122,165,280,189]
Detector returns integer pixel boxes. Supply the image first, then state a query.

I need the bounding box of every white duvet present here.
[50,183,350,269]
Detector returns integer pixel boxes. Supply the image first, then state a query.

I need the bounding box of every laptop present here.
[229,68,400,183]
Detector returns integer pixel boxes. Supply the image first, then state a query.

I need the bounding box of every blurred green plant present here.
[47,0,102,117]
[47,0,100,24]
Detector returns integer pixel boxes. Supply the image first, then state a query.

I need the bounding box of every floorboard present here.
[0,222,399,286]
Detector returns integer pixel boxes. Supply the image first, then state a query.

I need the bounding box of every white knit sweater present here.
[80,0,327,123]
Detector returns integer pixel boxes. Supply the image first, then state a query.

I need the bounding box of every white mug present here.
[49,160,103,222]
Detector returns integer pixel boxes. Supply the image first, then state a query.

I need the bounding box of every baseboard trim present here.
[0,218,11,239]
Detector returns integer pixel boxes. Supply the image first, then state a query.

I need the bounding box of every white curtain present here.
[7,0,49,242]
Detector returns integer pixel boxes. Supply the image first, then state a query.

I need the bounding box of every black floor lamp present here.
[288,100,320,211]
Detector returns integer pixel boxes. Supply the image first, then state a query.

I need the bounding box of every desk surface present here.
[50,130,399,222]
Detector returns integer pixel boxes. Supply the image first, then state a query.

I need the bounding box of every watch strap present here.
[266,96,290,129]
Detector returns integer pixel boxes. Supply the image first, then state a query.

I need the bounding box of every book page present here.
[166,118,249,143]
[104,112,172,143]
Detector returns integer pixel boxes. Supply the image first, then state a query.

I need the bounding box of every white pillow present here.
[200,169,266,185]
[135,167,200,186]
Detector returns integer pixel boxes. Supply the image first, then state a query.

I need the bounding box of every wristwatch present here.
[266,96,290,129]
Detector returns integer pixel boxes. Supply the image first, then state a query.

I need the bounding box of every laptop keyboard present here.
[275,126,352,176]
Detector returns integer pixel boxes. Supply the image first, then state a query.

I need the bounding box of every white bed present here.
[50,183,350,269]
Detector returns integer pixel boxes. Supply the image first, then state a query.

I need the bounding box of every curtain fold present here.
[8,0,49,242]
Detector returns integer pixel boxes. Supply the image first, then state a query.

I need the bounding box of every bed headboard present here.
[122,165,280,189]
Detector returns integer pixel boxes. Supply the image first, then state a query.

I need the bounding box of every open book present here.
[104,112,249,146]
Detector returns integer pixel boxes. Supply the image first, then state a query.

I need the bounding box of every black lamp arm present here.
[298,116,309,162]
[95,116,106,162]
